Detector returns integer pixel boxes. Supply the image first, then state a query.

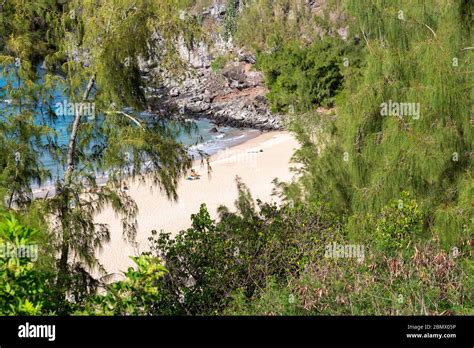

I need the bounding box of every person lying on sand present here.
[188,169,201,180]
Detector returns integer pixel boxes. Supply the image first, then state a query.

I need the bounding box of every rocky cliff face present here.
[146,53,283,131]
[140,1,283,131]
[144,0,345,130]
[157,57,282,130]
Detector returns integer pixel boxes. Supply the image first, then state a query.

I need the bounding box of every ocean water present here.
[0,67,258,188]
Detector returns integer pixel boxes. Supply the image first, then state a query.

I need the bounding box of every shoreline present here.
[31,126,264,199]
[93,130,299,276]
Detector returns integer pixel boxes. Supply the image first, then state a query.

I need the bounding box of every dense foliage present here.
[0,0,472,316]
[143,180,340,315]
[80,255,168,315]
[0,214,53,315]
[2,185,470,315]
[284,0,473,250]
[256,37,363,111]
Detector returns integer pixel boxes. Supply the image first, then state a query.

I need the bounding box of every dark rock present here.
[222,63,246,84]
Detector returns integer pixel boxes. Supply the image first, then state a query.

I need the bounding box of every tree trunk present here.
[57,74,95,291]
[65,74,96,185]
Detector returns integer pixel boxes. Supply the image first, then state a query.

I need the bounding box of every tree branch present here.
[105,110,144,129]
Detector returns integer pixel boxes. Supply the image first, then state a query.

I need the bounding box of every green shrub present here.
[374,192,423,255]
[80,255,168,315]
[257,37,362,112]
[0,214,49,315]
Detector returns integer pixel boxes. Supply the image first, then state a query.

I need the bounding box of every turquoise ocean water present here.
[0,66,258,188]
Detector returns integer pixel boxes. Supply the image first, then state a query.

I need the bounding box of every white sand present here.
[94,131,299,276]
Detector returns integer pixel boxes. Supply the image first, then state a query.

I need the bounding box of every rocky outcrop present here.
[141,1,282,130]
[144,40,282,130]
[150,58,282,130]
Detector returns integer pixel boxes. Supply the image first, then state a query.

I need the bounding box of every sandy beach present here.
[93,131,299,276]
